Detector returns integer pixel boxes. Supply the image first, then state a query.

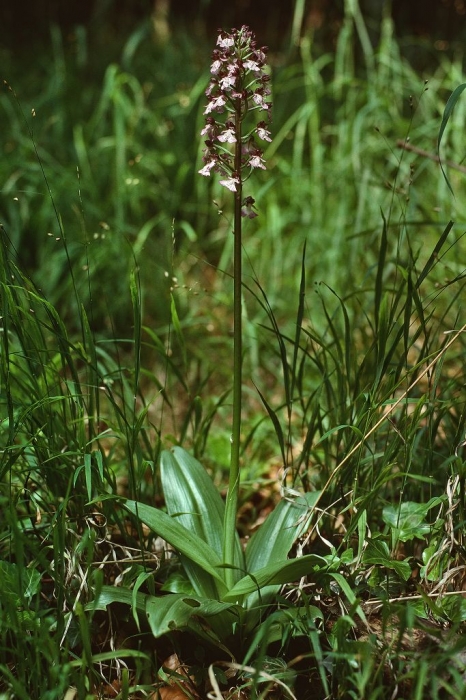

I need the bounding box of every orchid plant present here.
[197,25,273,591]
[93,25,333,658]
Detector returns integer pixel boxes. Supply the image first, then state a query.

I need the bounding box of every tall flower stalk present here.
[199,26,272,589]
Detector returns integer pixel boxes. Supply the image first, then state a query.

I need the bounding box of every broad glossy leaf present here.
[178,559,220,600]
[145,593,235,637]
[161,447,224,598]
[161,571,197,594]
[161,447,241,560]
[89,584,146,612]
[223,553,326,602]
[362,539,411,582]
[90,585,237,645]
[421,544,449,582]
[122,500,227,595]
[243,493,321,617]
[382,498,443,542]
[245,492,320,573]
[161,447,244,592]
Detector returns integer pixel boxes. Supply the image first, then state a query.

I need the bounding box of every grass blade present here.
[437,83,466,194]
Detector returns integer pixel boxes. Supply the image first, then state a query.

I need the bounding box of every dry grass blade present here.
[208,661,298,700]
[396,138,466,174]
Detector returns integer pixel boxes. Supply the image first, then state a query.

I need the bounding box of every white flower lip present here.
[219,176,240,192]
[198,160,217,177]
[217,128,236,143]
[249,155,266,170]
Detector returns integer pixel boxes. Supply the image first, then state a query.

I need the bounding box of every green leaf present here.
[382,498,443,542]
[122,500,227,595]
[420,543,449,582]
[223,553,326,602]
[415,220,454,290]
[90,585,238,646]
[245,493,319,573]
[170,294,187,368]
[132,570,155,630]
[254,384,286,465]
[145,593,235,637]
[84,452,93,502]
[243,493,320,619]
[290,242,307,405]
[316,424,364,446]
[160,447,244,595]
[161,447,243,563]
[362,538,391,565]
[69,649,149,668]
[390,560,413,582]
[161,571,198,594]
[329,572,366,623]
[89,584,148,613]
[0,561,41,605]
[438,593,466,623]
[130,268,143,395]
[437,82,466,194]
[363,539,411,581]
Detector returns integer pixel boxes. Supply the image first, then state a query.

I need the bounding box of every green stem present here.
[223,109,243,591]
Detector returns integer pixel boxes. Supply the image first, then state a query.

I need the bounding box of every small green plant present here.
[197,26,272,587]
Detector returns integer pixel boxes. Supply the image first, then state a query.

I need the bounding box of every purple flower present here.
[252,91,266,107]
[199,26,272,216]
[211,60,222,74]
[243,60,260,72]
[249,152,266,170]
[198,159,217,177]
[217,34,235,49]
[219,74,237,90]
[200,117,218,139]
[219,175,240,192]
[241,196,258,218]
[204,94,227,115]
[218,125,236,143]
[256,121,272,142]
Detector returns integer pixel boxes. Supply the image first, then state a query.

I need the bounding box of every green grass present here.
[1,3,466,698]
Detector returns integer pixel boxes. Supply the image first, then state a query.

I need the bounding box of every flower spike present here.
[198,25,272,200]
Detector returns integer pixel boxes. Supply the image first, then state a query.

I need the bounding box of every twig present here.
[397,139,466,174]
[364,589,466,609]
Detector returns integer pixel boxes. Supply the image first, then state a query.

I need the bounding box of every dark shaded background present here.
[2,0,466,52]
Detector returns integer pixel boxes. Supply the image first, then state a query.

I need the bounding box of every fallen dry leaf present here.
[149,686,195,700]
[150,653,200,699]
